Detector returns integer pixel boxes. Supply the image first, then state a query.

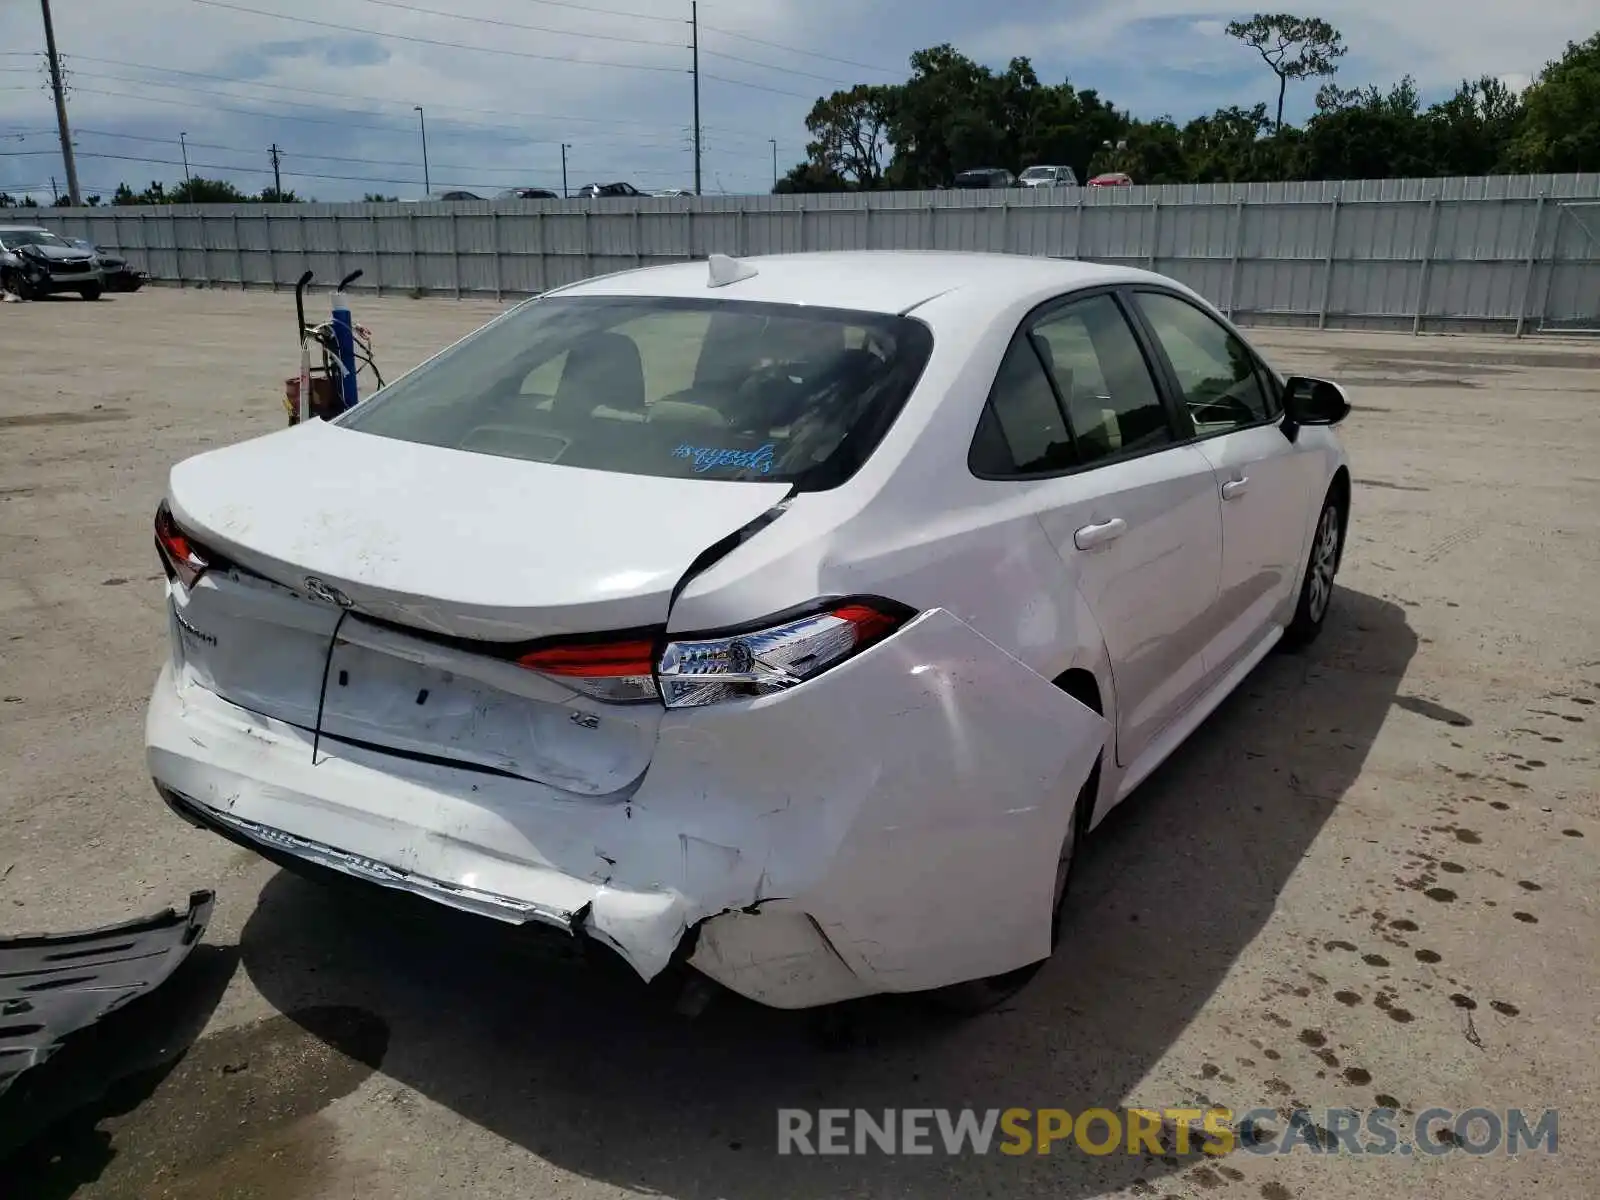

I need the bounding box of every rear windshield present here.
[340,295,934,490]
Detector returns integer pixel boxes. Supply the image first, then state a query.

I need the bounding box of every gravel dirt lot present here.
[1,286,1596,1200]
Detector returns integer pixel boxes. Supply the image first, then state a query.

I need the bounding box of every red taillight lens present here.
[154,501,211,590]
[517,638,660,704]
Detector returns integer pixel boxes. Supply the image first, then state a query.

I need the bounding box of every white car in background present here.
[1019,165,1079,188]
[146,251,1351,1012]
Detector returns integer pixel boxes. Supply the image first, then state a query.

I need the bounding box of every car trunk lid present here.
[163,420,790,792]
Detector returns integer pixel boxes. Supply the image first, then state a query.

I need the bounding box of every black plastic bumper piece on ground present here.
[0,889,213,1097]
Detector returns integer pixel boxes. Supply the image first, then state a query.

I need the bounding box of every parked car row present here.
[0,225,146,300]
[950,167,1135,189]
[425,182,695,202]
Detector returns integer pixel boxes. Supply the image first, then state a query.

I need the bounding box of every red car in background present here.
[1088,172,1135,187]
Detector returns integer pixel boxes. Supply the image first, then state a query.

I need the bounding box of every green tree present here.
[257,186,301,203]
[802,84,892,188]
[362,192,398,202]
[84,194,101,206]
[1300,77,1430,180]
[1512,32,1600,172]
[773,162,850,193]
[1226,13,1348,131]
[169,177,249,204]
[1424,76,1522,176]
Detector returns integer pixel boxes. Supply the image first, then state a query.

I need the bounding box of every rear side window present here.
[341,295,934,491]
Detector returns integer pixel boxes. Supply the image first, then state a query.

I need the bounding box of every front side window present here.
[1135,291,1272,434]
[340,296,933,491]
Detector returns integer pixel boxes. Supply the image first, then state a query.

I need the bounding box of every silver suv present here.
[1018,165,1079,188]
[0,225,105,300]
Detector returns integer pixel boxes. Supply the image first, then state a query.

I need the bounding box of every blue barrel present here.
[331,290,359,411]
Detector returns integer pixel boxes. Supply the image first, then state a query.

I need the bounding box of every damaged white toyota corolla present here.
[146,250,1351,1011]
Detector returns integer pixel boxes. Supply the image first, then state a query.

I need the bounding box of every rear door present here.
[970,289,1223,769]
[1130,290,1323,678]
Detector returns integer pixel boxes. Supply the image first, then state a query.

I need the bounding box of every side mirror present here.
[1282,376,1351,427]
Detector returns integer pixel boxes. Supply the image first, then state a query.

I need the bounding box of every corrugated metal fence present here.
[32,173,1600,334]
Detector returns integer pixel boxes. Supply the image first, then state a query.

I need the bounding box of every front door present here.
[1131,290,1323,678]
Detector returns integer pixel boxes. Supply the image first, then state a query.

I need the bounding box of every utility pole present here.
[769,138,777,189]
[50,175,59,205]
[690,1,701,196]
[39,0,81,206]
[269,143,282,197]
[180,132,191,184]
[413,105,429,196]
[560,143,570,198]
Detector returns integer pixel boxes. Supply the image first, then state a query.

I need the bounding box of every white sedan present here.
[146,251,1351,1011]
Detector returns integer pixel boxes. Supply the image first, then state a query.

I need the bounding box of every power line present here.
[58,55,770,142]
[189,0,684,77]
[185,0,814,98]
[348,0,860,87]
[507,0,903,74]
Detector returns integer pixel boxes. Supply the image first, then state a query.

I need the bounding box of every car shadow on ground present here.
[231,584,1414,1199]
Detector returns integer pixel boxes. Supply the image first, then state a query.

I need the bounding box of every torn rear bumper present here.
[0,890,212,1097]
[146,609,1106,1009]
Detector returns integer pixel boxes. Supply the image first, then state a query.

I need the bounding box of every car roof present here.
[550,250,1166,316]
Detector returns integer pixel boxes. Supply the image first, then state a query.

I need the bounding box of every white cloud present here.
[0,0,1593,200]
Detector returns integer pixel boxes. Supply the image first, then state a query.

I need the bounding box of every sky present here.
[1,0,1595,203]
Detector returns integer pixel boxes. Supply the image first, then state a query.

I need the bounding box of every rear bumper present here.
[146,609,1107,1009]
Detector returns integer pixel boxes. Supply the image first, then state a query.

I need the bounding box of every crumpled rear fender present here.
[624,606,1108,996]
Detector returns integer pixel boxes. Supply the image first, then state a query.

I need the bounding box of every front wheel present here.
[79,284,103,301]
[1282,488,1344,649]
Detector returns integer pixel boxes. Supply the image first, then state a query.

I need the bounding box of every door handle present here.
[1074,517,1127,551]
[1221,476,1250,501]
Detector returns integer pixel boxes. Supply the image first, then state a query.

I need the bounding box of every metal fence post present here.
[862,201,871,250]
[1514,193,1546,338]
[371,212,381,296]
[451,209,462,299]
[1413,194,1441,335]
[1070,193,1084,260]
[926,202,936,250]
[1147,201,1159,271]
[796,205,804,253]
[536,209,546,290]
[265,211,277,291]
[171,209,182,287]
[408,210,419,293]
[1225,198,1245,317]
[491,211,503,301]
[196,213,210,286]
[231,212,244,289]
[297,210,310,291]
[332,212,343,293]
[1317,195,1340,328]
[999,200,1009,254]
[633,208,643,267]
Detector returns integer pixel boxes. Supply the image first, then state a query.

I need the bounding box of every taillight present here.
[517,639,660,704]
[657,599,913,709]
[513,599,914,709]
[154,501,213,590]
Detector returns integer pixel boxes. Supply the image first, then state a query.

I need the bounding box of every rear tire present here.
[924,755,1102,1015]
[1282,488,1344,650]
[79,284,103,301]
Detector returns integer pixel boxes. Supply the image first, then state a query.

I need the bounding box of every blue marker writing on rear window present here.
[673,443,777,475]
